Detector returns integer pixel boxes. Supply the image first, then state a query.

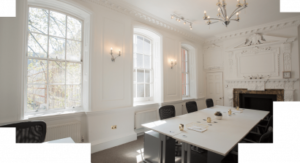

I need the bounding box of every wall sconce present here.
[110,47,121,62]
[169,59,177,69]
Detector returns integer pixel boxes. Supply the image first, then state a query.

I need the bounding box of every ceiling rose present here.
[203,0,248,27]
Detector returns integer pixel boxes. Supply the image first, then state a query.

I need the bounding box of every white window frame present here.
[133,34,154,102]
[24,0,91,118]
[181,48,190,97]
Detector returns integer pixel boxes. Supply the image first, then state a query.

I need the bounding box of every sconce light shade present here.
[110,47,121,62]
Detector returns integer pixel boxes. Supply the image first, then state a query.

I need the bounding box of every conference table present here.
[142,105,269,163]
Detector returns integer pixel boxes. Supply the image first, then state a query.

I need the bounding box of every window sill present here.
[182,97,195,101]
[134,101,158,107]
[24,109,85,120]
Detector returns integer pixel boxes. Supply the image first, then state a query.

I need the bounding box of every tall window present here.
[181,48,189,97]
[133,35,153,101]
[26,7,83,112]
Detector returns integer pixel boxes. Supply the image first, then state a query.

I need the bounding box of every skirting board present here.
[91,133,137,154]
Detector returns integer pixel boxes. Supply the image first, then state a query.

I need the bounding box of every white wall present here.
[0,0,206,153]
[203,24,300,106]
[0,0,26,124]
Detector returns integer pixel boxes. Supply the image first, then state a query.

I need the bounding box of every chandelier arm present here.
[209,18,223,21]
[229,6,247,19]
[219,6,225,18]
[209,21,220,25]
[228,7,242,19]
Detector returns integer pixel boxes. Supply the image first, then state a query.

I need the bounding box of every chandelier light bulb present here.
[171,15,174,19]
[204,11,206,14]
[184,21,186,25]
[236,12,239,15]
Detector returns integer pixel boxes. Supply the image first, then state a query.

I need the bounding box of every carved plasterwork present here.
[235,46,280,77]
[204,44,223,71]
[80,0,202,41]
[283,43,292,71]
[225,79,298,106]
[245,34,266,46]
[205,17,300,44]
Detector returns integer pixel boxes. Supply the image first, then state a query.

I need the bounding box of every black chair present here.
[0,121,47,143]
[244,126,273,143]
[206,98,214,108]
[221,151,239,163]
[159,105,176,120]
[249,115,273,136]
[186,101,198,113]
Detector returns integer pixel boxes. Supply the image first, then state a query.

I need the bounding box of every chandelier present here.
[203,0,248,27]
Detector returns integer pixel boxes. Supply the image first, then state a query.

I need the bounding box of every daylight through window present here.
[133,35,153,101]
[26,7,83,112]
[181,48,189,97]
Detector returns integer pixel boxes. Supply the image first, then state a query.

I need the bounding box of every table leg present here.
[207,151,224,163]
[159,134,175,163]
[181,142,191,163]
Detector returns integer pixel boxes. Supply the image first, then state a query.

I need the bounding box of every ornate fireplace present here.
[233,89,284,114]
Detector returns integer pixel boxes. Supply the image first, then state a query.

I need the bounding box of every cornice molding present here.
[79,0,203,42]
[205,16,300,44]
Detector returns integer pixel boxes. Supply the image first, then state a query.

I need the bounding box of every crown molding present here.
[79,0,203,42]
[205,16,300,44]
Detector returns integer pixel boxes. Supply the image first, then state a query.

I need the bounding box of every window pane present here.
[145,84,150,97]
[182,61,186,73]
[136,36,143,54]
[27,85,47,111]
[49,37,65,60]
[66,40,81,61]
[182,84,186,96]
[49,11,66,37]
[182,49,186,62]
[186,85,189,96]
[137,84,144,97]
[28,33,48,58]
[133,54,137,68]
[145,70,150,83]
[144,39,151,55]
[137,54,143,68]
[49,85,65,109]
[182,73,186,85]
[133,70,136,82]
[185,51,188,61]
[186,74,189,84]
[185,61,189,72]
[67,16,82,41]
[49,61,65,84]
[66,85,81,108]
[28,8,48,34]
[133,84,136,98]
[67,62,81,84]
[28,59,47,84]
[144,55,150,69]
[137,70,144,83]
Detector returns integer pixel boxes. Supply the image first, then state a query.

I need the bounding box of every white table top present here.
[142,105,269,156]
[44,137,75,143]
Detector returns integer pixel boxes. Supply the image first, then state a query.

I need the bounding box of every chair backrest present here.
[264,115,273,133]
[1,121,47,143]
[186,101,198,113]
[259,126,273,143]
[206,99,214,108]
[159,105,176,120]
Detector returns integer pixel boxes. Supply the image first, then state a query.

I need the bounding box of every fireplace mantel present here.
[225,79,298,105]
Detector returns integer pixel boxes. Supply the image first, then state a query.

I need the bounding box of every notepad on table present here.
[188,126,207,133]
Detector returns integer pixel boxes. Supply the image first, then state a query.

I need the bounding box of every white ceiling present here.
[110,0,300,39]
